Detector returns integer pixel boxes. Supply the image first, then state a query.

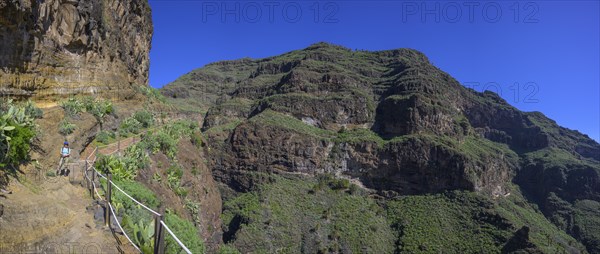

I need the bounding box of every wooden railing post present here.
[154,207,166,254]
[105,173,112,227]
[117,131,121,156]
[85,160,91,197]
[91,164,96,200]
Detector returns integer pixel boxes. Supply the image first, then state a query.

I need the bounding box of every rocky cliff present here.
[0,0,152,100]
[163,42,600,253]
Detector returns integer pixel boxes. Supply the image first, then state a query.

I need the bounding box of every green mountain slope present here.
[163,42,600,253]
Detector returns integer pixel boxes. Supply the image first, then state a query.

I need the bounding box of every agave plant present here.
[96,155,136,181]
[85,99,114,130]
[0,123,14,160]
[0,107,16,159]
[123,216,155,254]
[0,99,38,167]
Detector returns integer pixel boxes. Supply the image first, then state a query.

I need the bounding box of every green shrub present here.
[96,155,136,181]
[58,119,76,135]
[84,97,114,130]
[24,100,43,119]
[124,143,150,170]
[135,120,199,159]
[139,86,167,103]
[218,245,241,254]
[96,130,115,145]
[348,183,362,195]
[155,130,178,158]
[331,178,350,190]
[221,175,396,253]
[168,120,198,138]
[167,164,183,189]
[5,124,35,166]
[60,97,84,118]
[185,199,201,226]
[164,212,205,254]
[120,117,143,135]
[190,130,203,148]
[133,110,154,128]
[315,174,350,191]
[122,215,154,254]
[0,99,38,170]
[110,179,160,254]
[111,179,160,209]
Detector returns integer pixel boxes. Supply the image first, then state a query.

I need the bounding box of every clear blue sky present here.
[148,0,599,141]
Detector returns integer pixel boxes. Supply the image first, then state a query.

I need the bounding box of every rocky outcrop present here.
[137,139,224,250]
[0,0,152,100]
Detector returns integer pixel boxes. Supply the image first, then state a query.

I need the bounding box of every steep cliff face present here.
[163,42,600,252]
[0,0,152,100]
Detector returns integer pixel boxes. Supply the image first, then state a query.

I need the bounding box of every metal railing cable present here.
[86,163,141,253]
[108,202,142,253]
[84,158,193,253]
[160,220,193,254]
[89,164,161,217]
[92,181,104,201]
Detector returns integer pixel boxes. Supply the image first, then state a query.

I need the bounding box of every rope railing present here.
[97,167,161,217]
[86,147,97,161]
[161,220,193,254]
[83,156,194,253]
[85,164,141,253]
[92,181,104,201]
[108,202,142,253]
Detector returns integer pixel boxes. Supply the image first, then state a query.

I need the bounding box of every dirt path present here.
[0,106,140,253]
[0,103,194,253]
[0,173,120,253]
[81,135,142,162]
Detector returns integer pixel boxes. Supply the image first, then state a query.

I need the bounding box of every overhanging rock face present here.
[0,0,153,100]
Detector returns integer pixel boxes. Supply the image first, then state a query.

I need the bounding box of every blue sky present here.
[148,0,599,141]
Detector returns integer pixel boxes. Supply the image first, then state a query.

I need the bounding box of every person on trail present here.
[57,141,71,175]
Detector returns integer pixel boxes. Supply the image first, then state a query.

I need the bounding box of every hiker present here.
[57,141,71,175]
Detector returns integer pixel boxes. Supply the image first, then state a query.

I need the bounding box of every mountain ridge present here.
[162,42,600,253]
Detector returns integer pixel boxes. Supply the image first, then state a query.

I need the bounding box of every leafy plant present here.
[133,110,154,128]
[166,164,183,190]
[96,130,115,145]
[113,200,124,215]
[139,86,167,104]
[152,130,177,158]
[120,117,143,135]
[164,212,205,254]
[0,99,38,170]
[167,164,188,197]
[95,155,136,181]
[218,245,241,254]
[58,119,76,135]
[84,98,114,130]
[5,125,35,166]
[190,131,203,148]
[152,172,162,183]
[103,179,159,254]
[123,216,154,254]
[60,97,84,118]
[185,199,201,226]
[124,143,150,170]
[23,100,43,119]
